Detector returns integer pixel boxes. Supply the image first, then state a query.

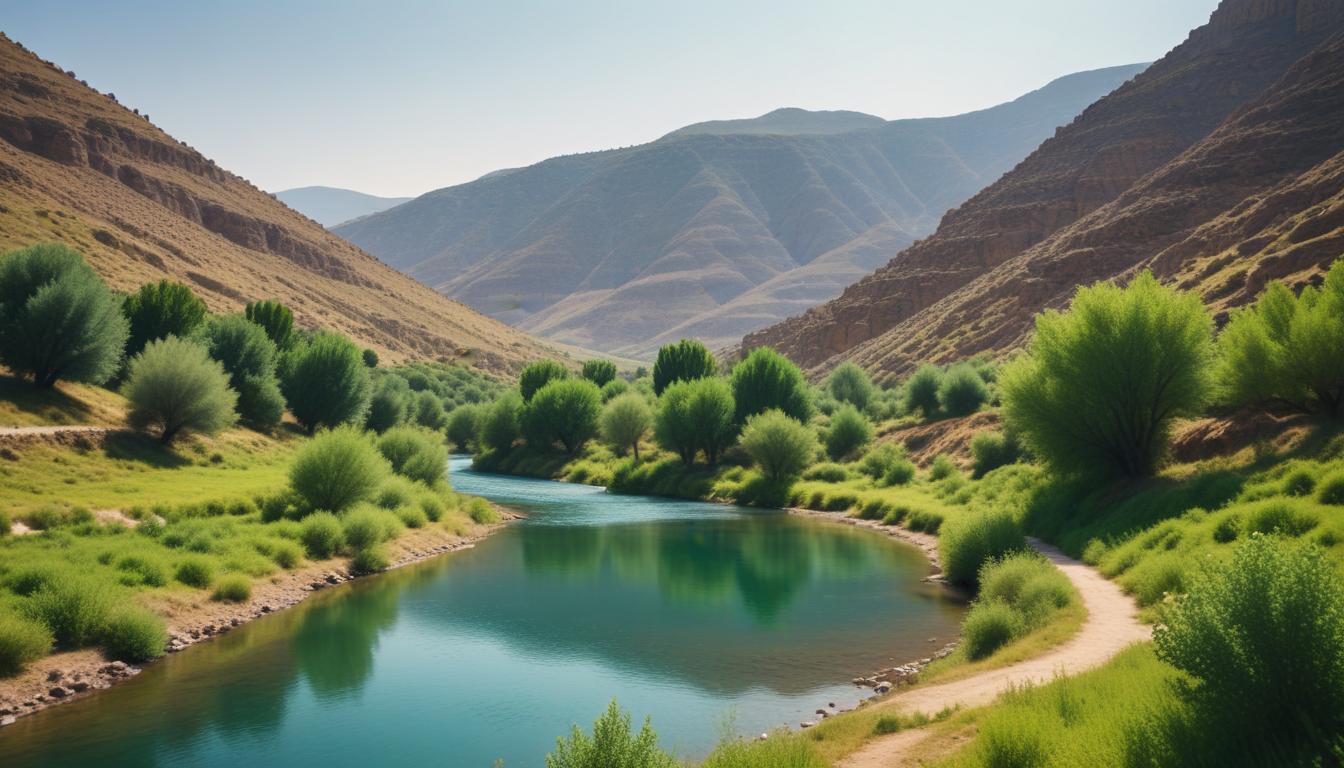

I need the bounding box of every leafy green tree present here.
[525,379,602,454]
[1000,271,1213,479]
[204,315,285,428]
[903,364,942,418]
[364,374,411,433]
[244,300,295,350]
[480,392,523,452]
[938,363,989,416]
[652,339,716,395]
[519,359,569,402]
[825,404,872,460]
[289,426,389,512]
[446,404,483,452]
[655,377,736,465]
[741,409,818,482]
[0,243,128,387]
[122,280,208,359]
[361,348,379,368]
[124,336,238,444]
[581,359,617,387]
[827,361,874,411]
[545,699,677,768]
[729,346,812,424]
[376,426,448,485]
[600,392,651,460]
[281,331,371,433]
[411,390,447,431]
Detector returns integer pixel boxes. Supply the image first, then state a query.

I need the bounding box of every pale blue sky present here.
[2,1,1219,196]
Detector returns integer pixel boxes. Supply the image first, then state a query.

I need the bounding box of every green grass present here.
[0,370,127,427]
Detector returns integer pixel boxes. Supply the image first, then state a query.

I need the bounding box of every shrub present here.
[480,392,523,452]
[970,430,1021,478]
[730,346,812,424]
[859,442,903,479]
[825,404,872,460]
[342,507,389,551]
[1212,515,1240,544]
[350,544,391,574]
[204,314,285,428]
[396,505,428,528]
[1001,271,1213,479]
[365,374,411,433]
[600,392,652,460]
[938,363,989,416]
[979,553,1075,626]
[545,699,678,768]
[940,510,1026,588]
[740,409,817,483]
[124,336,238,444]
[0,613,54,676]
[581,359,617,387]
[601,378,629,402]
[270,540,303,569]
[963,601,1024,660]
[525,379,603,454]
[1282,467,1316,496]
[700,733,826,768]
[376,426,448,485]
[655,377,737,465]
[1317,473,1344,505]
[652,339,716,395]
[0,243,129,387]
[802,462,848,482]
[290,426,389,512]
[827,362,874,411]
[903,364,942,418]
[883,459,916,486]
[411,390,448,431]
[362,348,379,368]
[0,511,8,538]
[1245,500,1318,537]
[519,360,569,402]
[244,299,294,349]
[212,574,252,603]
[300,512,344,558]
[928,454,957,481]
[22,575,113,647]
[375,474,418,509]
[122,279,208,360]
[467,497,499,524]
[99,607,165,663]
[281,331,372,432]
[175,558,215,588]
[1155,536,1344,748]
[116,555,168,587]
[446,404,483,452]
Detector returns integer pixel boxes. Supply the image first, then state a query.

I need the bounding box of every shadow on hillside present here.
[102,431,192,469]
[0,372,95,425]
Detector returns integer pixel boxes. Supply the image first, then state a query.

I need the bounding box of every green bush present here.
[802,463,849,482]
[740,409,817,483]
[963,600,1024,660]
[446,404,483,452]
[1001,271,1213,479]
[882,459,916,486]
[519,360,569,402]
[480,392,523,452]
[0,243,129,387]
[467,497,499,524]
[362,348,379,368]
[655,377,738,465]
[342,507,390,551]
[99,607,165,663]
[365,374,411,433]
[0,511,9,538]
[0,613,54,676]
[244,299,294,349]
[204,314,285,428]
[124,336,238,444]
[600,392,652,460]
[22,575,113,648]
[545,699,678,768]
[859,442,903,479]
[211,574,252,603]
[979,553,1075,626]
[700,733,826,768]
[601,378,630,402]
[375,474,418,509]
[581,359,617,387]
[1281,467,1316,496]
[1317,473,1344,505]
[928,454,958,481]
[175,558,215,589]
[827,361,874,411]
[525,378,603,454]
[730,346,812,424]
[290,426,389,512]
[938,363,989,416]
[116,555,168,587]
[270,540,303,569]
[300,512,344,558]
[940,510,1026,588]
[652,339,716,395]
[349,544,390,574]
[1245,500,1318,537]
[395,505,428,528]
[903,364,942,418]
[970,430,1021,478]
[122,279,208,360]
[376,426,447,485]
[281,331,372,432]
[825,404,872,460]
[411,390,448,431]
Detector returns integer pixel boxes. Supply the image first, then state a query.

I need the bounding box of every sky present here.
[1,0,1220,197]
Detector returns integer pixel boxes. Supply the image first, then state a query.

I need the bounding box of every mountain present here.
[743,0,1344,381]
[274,186,412,227]
[0,34,555,372]
[334,64,1147,358]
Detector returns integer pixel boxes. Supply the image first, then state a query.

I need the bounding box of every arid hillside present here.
[744,0,1344,381]
[335,65,1145,357]
[0,35,555,372]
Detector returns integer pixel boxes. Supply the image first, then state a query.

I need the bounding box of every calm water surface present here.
[0,457,962,767]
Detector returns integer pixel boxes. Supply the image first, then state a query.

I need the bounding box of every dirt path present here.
[835,538,1149,768]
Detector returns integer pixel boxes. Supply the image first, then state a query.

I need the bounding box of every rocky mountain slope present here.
[0,34,555,371]
[335,65,1145,357]
[744,0,1344,380]
[274,186,412,228]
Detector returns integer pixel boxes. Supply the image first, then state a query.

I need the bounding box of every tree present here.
[740,409,817,482]
[362,348,379,368]
[938,363,989,416]
[1000,271,1213,479]
[0,243,128,387]
[289,426,388,512]
[244,300,294,349]
[365,374,411,433]
[655,377,736,465]
[446,404,483,452]
[600,393,651,460]
[519,359,569,402]
[480,392,523,453]
[581,359,617,387]
[122,280,208,359]
[545,699,677,768]
[411,390,447,431]
[524,379,602,454]
[652,339,716,395]
[827,362,874,411]
[280,331,371,433]
[204,315,285,428]
[825,404,872,460]
[376,426,448,485]
[729,346,812,424]
[903,364,942,418]
[124,336,237,444]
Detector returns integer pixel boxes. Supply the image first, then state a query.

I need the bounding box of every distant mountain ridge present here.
[335,63,1147,357]
[275,185,412,227]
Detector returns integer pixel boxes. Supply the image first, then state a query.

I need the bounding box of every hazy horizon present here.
[3,0,1218,197]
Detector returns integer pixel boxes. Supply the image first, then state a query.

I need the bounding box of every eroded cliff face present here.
[743,0,1344,378]
[0,35,555,369]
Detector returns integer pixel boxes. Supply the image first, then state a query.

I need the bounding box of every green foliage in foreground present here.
[281,331,372,433]
[655,377,737,465]
[525,378,603,455]
[122,279,208,360]
[376,426,448,486]
[825,404,872,460]
[0,613,53,676]
[740,410,817,483]
[962,553,1075,660]
[124,336,238,444]
[652,339,716,395]
[730,346,812,425]
[939,509,1026,588]
[699,733,827,768]
[546,699,678,768]
[600,392,652,460]
[289,426,389,512]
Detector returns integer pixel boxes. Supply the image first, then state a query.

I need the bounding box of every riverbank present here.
[0,511,517,727]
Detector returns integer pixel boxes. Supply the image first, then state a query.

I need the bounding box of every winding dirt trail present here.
[835,538,1150,768]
